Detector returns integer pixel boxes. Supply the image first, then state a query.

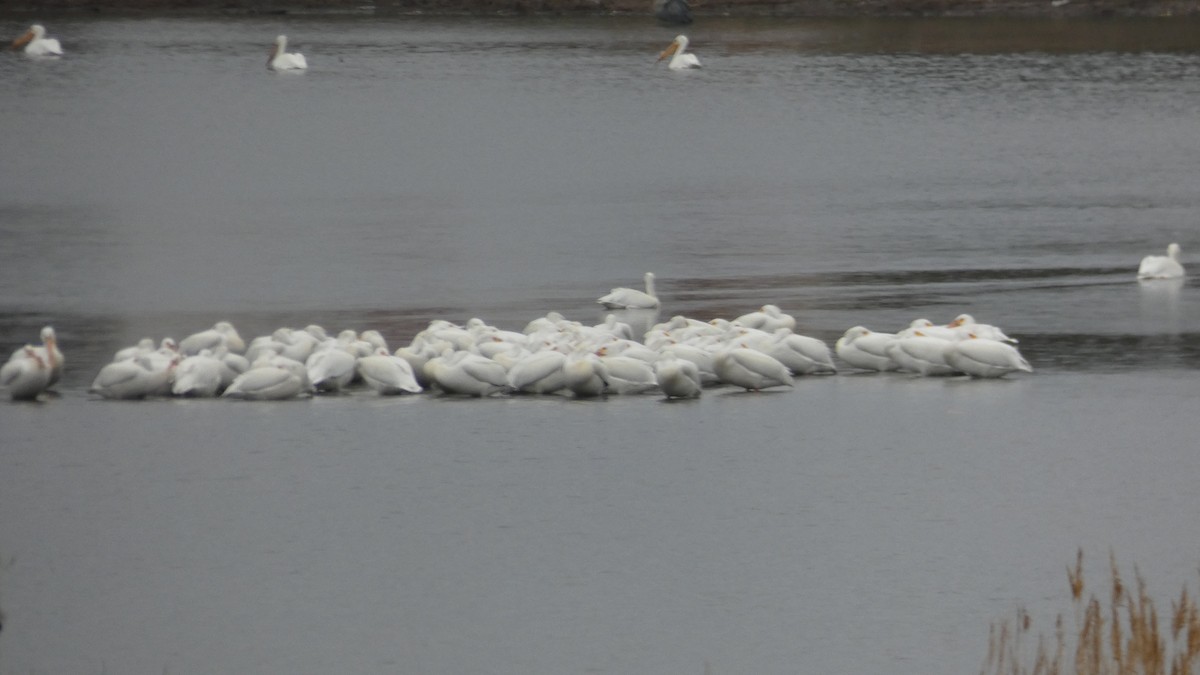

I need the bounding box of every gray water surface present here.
[2,15,1200,675]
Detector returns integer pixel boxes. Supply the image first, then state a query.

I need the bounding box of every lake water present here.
[1,14,1199,675]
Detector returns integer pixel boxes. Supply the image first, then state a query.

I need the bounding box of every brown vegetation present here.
[982,550,1200,675]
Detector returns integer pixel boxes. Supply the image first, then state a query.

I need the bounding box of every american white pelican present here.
[179,321,246,356]
[172,350,225,398]
[90,355,174,400]
[2,346,52,401]
[759,329,837,375]
[424,350,508,397]
[595,351,658,394]
[654,349,702,399]
[597,272,661,310]
[306,345,357,393]
[947,314,1017,344]
[886,332,957,376]
[222,363,309,400]
[1137,243,1185,280]
[834,326,899,372]
[712,344,793,392]
[562,348,611,398]
[943,335,1033,378]
[12,25,62,57]
[657,34,701,70]
[268,34,307,71]
[506,349,568,395]
[9,326,64,387]
[356,348,423,395]
[734,305,796,333]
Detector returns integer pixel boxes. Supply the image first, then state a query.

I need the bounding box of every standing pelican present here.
[12,25,63,57]
[657,35,701,70]
[1137,243,1185,280]
[268,35,307,71]
[597,272,661,310]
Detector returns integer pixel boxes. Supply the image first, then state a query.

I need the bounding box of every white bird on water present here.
[268,34,307,71]
[1137,243,1185,280]
[1,346,52,401]
[12,25,63,57]
[597,272,661,310]
[657,34,701,70]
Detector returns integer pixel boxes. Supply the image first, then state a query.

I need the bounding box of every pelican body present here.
[12,25,62,57]
[1137,243,1185,280]
[598,272,660,310]
[268,35,307,71]
[2,347,52,401]
[657,35,701,70]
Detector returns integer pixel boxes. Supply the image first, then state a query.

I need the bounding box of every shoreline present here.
[5,0,1200,19]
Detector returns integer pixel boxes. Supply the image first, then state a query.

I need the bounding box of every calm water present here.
[1,14,1199,675]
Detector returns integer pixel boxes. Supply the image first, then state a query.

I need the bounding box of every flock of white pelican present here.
[3,275,1038,402]
[11,24,700,71]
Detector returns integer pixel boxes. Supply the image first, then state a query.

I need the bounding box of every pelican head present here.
[11,25,45,50]
[657,35,688,62]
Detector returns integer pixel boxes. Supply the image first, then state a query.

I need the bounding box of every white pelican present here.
[268,34,307,71]
[12,25,63,57]
[562,348,611,398]
[356,348,423,395]
[222,363,308,400]
[947,314,1017,344]
[834,326,899,372]
[712,344,792,392]
[733,305,796,333]
[90,355,173,400]
[9,326,63,387]
[597,272,661,310]
[424,350,508,397]
[2,346,52,401]
[595,351,659,394]
[306,345,357,393]
[172,350,225,398]
[1137,243,1185,280]
[759,329,837,375]
[886,331,957,376]
[943,335,1033,378]
[654,349,702,399]
[506,349,568,395]
[657,34,701,70]
[179,321,246,356]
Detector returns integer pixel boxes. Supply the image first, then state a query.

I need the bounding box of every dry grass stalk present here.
[981,550,1200,675]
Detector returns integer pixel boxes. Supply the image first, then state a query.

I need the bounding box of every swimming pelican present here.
[1137,243,1185,280]
[657,35,701,70]
[268,34,307,71]
[12,25,63,57]
[1,347,52,401]
[597,272,661,310]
